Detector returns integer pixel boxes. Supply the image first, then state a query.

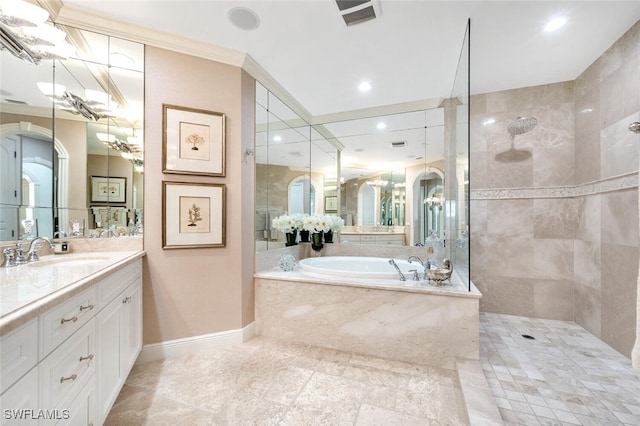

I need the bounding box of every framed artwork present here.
[324,196,338,212]
[162,181,226,249]
[163,104,226,176]
[91,176,126,203]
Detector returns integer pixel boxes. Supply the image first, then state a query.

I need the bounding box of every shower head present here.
[507,116,538,138]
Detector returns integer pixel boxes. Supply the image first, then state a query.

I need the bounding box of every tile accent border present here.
[471,173,638,200]
[136,321,256,363]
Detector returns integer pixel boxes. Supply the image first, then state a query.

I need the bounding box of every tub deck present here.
[254,266,481,369]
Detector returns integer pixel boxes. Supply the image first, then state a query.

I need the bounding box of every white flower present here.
[327,215,344,231]
[272,214,297,232]
[302,214,333,233]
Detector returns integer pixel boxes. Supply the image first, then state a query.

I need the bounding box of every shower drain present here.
[521,334,536,340]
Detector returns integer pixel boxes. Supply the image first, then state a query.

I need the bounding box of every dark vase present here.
[324,230,334,243]
[311,232,323,252]
[285,230,298,247]
[299,229,310,243]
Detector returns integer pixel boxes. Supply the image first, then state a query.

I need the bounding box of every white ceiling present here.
[54,0,640,181]
[60,0,640,117]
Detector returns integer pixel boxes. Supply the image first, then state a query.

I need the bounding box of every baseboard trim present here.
[136,321,256,363]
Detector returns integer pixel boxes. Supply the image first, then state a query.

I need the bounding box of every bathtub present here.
[254,255,481,368]
[298,256,418,280]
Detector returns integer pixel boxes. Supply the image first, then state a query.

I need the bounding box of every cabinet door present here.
[0,367,38,425]
[95,295,124,424]
[120,280,142,375]
[59,374,95,426]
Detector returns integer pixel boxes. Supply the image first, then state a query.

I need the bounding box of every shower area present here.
[470,20,640,363]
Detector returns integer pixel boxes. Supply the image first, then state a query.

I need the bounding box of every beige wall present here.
[143,46,255,345]
[470,21,639,357]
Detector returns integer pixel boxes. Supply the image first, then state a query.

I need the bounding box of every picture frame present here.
[324,196,338,212]
[91,176,126,203]
[162,181,226,249]
[163,104,226,176]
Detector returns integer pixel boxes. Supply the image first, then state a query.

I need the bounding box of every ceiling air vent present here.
[335,0,379,26]
[391,141,406,148]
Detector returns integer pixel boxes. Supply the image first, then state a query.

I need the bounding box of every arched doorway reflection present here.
[357,183,375,226]
[288,176,315,215]
[412,169,444,245]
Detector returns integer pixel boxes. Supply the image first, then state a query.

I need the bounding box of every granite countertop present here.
[0,250,144,335]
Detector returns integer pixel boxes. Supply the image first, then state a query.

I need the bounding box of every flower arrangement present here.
[274,213,344,234]
[271,214,299,233]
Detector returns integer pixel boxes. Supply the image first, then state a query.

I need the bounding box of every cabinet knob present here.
[79,304,94,312]
[60,316,78,325]
[79,354,94,363]
[60,374,77,383]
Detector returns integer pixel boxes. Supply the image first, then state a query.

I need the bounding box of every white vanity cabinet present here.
[95,260,142,424]
[0,254,142,426]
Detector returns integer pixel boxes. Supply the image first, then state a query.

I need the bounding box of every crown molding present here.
[54,4,247,68]
[48,3,450,137]
[311,97,444,125]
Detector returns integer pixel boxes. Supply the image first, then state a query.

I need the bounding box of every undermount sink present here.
[26,255,111,268]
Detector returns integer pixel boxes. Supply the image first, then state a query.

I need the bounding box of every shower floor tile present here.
[480,312,640,426]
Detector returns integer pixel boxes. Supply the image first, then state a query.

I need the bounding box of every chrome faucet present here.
[26,237,55,261]
[408,255,430,279]
[388,259,406,281]
[99,228,118,238]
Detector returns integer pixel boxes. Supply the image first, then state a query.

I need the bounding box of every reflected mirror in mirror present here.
[0,24,144,242]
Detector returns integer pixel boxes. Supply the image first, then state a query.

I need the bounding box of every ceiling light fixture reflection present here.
[0,0,75,64]
[376,122,386,130]
[358,81,372,92]
[273,135,282,142]
[544,17,566,32]
[483,118,496,126]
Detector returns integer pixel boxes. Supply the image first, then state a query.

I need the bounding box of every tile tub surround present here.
[0,250,144,335]
[254,269,480,369]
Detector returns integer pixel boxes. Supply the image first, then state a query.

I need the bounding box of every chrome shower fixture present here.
[507,116,538,139]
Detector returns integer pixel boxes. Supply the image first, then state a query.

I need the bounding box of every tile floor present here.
[105,336,467,425]
[480,312,640,426]
[106,313,640,425]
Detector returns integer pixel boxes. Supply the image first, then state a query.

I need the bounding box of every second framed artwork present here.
[163,104,226,176]
[162,181,226,249]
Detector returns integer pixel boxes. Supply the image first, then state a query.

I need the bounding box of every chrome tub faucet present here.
[388,259,406,281]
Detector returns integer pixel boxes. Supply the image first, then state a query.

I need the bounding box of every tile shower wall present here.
[471,20,640,358]
[470,80,577,321]
[574,20,639,357]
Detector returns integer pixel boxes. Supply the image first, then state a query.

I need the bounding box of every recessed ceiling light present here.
[483,118,496,126]
[544,17,566,32]
[228,7,260,31]
[376,122,386,130]
[273,135,282,142]
[358,81,372,92]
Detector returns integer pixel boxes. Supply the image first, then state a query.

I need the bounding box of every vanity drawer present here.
[39,286,97,360]
[97,260,141,307]
[39,318,95,411]
[0,318,38,395]
[361,235,376,242]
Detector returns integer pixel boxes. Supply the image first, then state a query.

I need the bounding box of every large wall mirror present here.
[0,25,144,242]
[255,20,469,283]
[255,82,338,252]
